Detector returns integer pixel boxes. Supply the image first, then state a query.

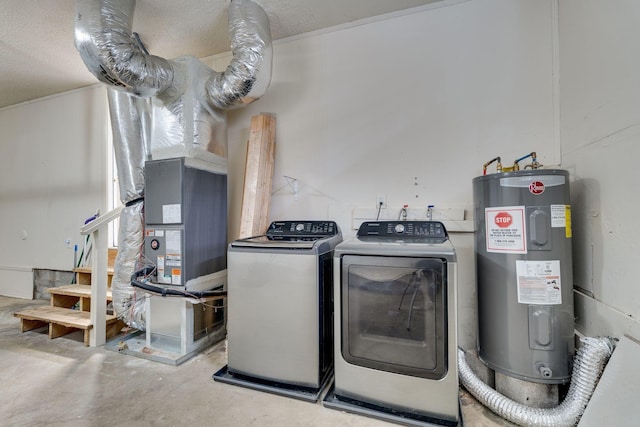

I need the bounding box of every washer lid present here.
[231,235,318,249]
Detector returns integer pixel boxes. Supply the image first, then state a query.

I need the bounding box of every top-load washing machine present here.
[324,221,461,426]
[213,220,342,401]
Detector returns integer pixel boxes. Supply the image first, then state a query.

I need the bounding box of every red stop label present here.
[495,211,512,228]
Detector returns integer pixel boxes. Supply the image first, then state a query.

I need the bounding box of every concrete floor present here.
[1,296,515,427]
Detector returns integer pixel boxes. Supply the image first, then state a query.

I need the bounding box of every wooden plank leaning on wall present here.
[238,113,276,239]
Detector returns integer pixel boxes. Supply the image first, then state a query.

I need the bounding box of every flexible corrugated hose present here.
[458,336,616,427]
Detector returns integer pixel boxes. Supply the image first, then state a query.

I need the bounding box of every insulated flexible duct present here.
[458,337,616,427]
[106,88,148,329]
[75,0,272,162]
[106,88,149,202]
[74,0,273,330]
[75,0,174,97]
[206,0,273,109]
[110,200,145,330]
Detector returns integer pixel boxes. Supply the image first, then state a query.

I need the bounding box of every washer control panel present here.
[357,221,448,240]
[266,221,339,238]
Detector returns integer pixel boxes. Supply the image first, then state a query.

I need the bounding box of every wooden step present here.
[48,284,114,298]
[73,247,118,286]
[14,306,122,346]
[73,267,115,286]
[47,284,113,309]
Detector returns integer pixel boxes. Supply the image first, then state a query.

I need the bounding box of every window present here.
[106,114,121,248]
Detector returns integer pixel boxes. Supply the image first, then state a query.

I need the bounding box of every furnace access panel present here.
[144,157,227,286]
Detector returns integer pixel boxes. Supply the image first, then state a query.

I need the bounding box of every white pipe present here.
[458,337,615,427]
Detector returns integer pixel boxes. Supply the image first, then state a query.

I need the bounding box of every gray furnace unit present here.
[473,169,574,384]
[144,157,227,287]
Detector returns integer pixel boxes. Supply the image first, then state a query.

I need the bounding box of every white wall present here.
[226,0,558,234]
[0,86,108,298]
[559,0,640,340]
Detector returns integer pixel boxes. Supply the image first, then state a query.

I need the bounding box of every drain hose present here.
[458,336,616,427]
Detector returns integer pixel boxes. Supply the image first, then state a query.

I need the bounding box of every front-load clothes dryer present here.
[324,221,461,426]
[213,220,342,402]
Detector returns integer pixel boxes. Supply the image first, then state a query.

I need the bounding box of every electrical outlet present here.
[376,194,386,209]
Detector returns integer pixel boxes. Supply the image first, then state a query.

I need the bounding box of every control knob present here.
[394,223,405,234]
[295,223,305,232]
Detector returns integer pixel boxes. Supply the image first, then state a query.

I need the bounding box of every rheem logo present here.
[495,211,512,228]
[529,181,545,195]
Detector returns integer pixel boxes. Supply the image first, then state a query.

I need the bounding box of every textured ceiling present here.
[0,0,441,109]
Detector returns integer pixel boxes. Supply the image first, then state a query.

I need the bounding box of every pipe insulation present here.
[458,337,616,427]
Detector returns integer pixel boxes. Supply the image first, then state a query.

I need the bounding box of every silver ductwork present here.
[75,0,272,160]
[75,0,174,98]
[106,87,148,329]
[206,0,273,109]
[74,0,272,329]
[106,88,149,202]
[458,337,616,427]
[111,200,145,330]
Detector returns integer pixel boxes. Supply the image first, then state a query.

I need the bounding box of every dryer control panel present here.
[357,221,448,240]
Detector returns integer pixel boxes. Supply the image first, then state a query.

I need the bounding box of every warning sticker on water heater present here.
[550,204,572,238]
[516,260,562,305]
[485,206,527,254]
[550,205,567,227]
